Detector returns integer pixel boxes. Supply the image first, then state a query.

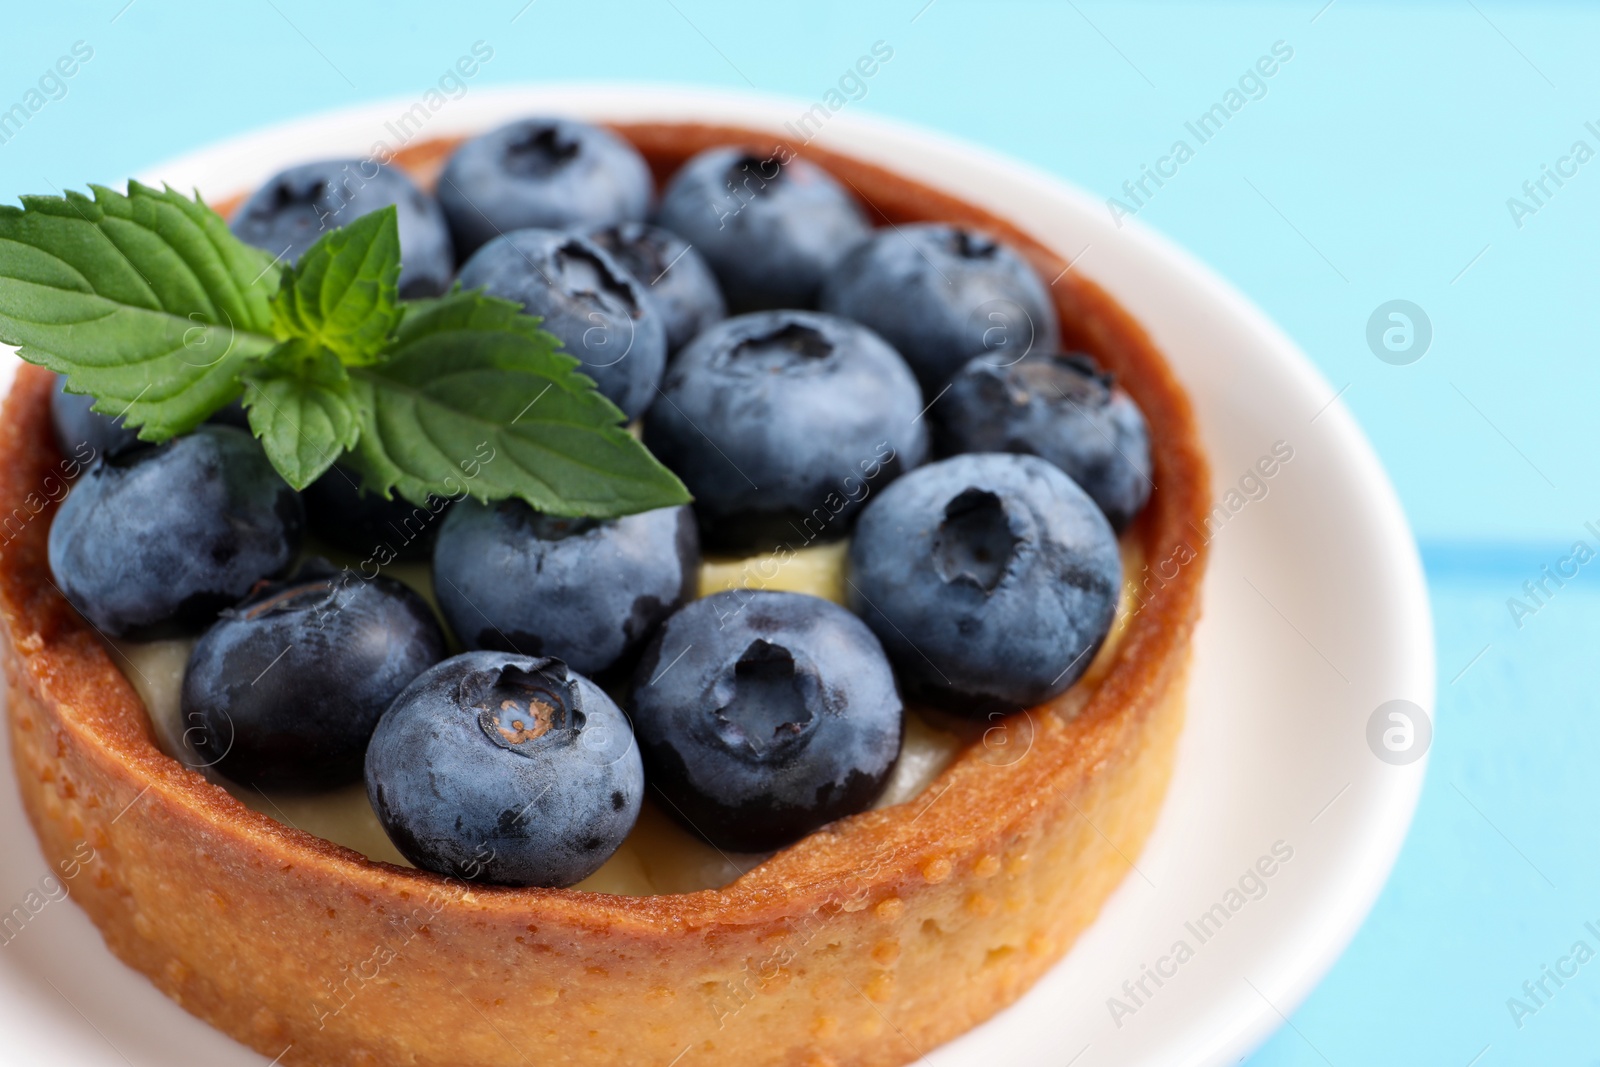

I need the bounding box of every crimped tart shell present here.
[0,123,1210,1067]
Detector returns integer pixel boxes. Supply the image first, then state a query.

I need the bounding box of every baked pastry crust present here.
[0,123,1209,1066]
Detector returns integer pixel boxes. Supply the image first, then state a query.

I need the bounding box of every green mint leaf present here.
[241,340,362,489]
[269,205,401,366]
[0,182,280,439]
[0,183,689,521]
[395,285,553,345]
[345,291,690,518]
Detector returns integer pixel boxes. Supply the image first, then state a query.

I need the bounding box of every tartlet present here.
[0,122,1209,1066]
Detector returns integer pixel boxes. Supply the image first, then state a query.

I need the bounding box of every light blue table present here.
[3,2,1595,1063]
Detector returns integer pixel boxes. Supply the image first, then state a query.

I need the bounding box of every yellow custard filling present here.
[113,535,1139,896]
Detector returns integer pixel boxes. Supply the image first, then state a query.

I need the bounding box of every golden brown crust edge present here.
[0,122,1210,1067]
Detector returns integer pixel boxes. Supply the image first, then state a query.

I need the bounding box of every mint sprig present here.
[0,182,279,437]
[0,183,689,518]
[242,340,362,488]
[345,292,683,517]
[268,207,400,365]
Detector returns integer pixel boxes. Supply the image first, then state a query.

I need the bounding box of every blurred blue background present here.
[2,2,1595,1064]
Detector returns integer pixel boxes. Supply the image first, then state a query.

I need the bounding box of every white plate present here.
[0,86,1432,1066]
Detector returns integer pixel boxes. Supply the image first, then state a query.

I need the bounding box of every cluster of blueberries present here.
[45,117,1154,888]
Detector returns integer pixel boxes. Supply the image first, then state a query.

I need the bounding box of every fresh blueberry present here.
[820,223,1060,394]
[230,160,454,298]
[432,500,697,678]
[586,222,726,353]
[50,376,141,461]
[643,310,928,552]
[630,590,902,852]
[48,426,304,639]
[365,651,644,887]
[939,352,1153,531]
[456,229,666,419]
[303,463,448,563]
[437,118,653,258]
[182,563,445,789]
[654,147,869,312]
[847,452,1120,715]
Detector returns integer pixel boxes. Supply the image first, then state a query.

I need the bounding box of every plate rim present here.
[22,83,1432,1067]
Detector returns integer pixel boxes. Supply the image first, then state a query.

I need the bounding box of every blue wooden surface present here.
[2,2,1594,1063]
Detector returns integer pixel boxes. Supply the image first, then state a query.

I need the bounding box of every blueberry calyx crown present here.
[1010,353,1114,409]
[727,322,834,369]
[724,153,786,195]
[465,659,587,755]
[589,224,667,279]
[503,123,582,176]
[258,173,331,217]
[947,228,999,260]
[932,488,1021,593]
[553,239,642,319]
[710,638,819,760]
[262,178,321,215]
